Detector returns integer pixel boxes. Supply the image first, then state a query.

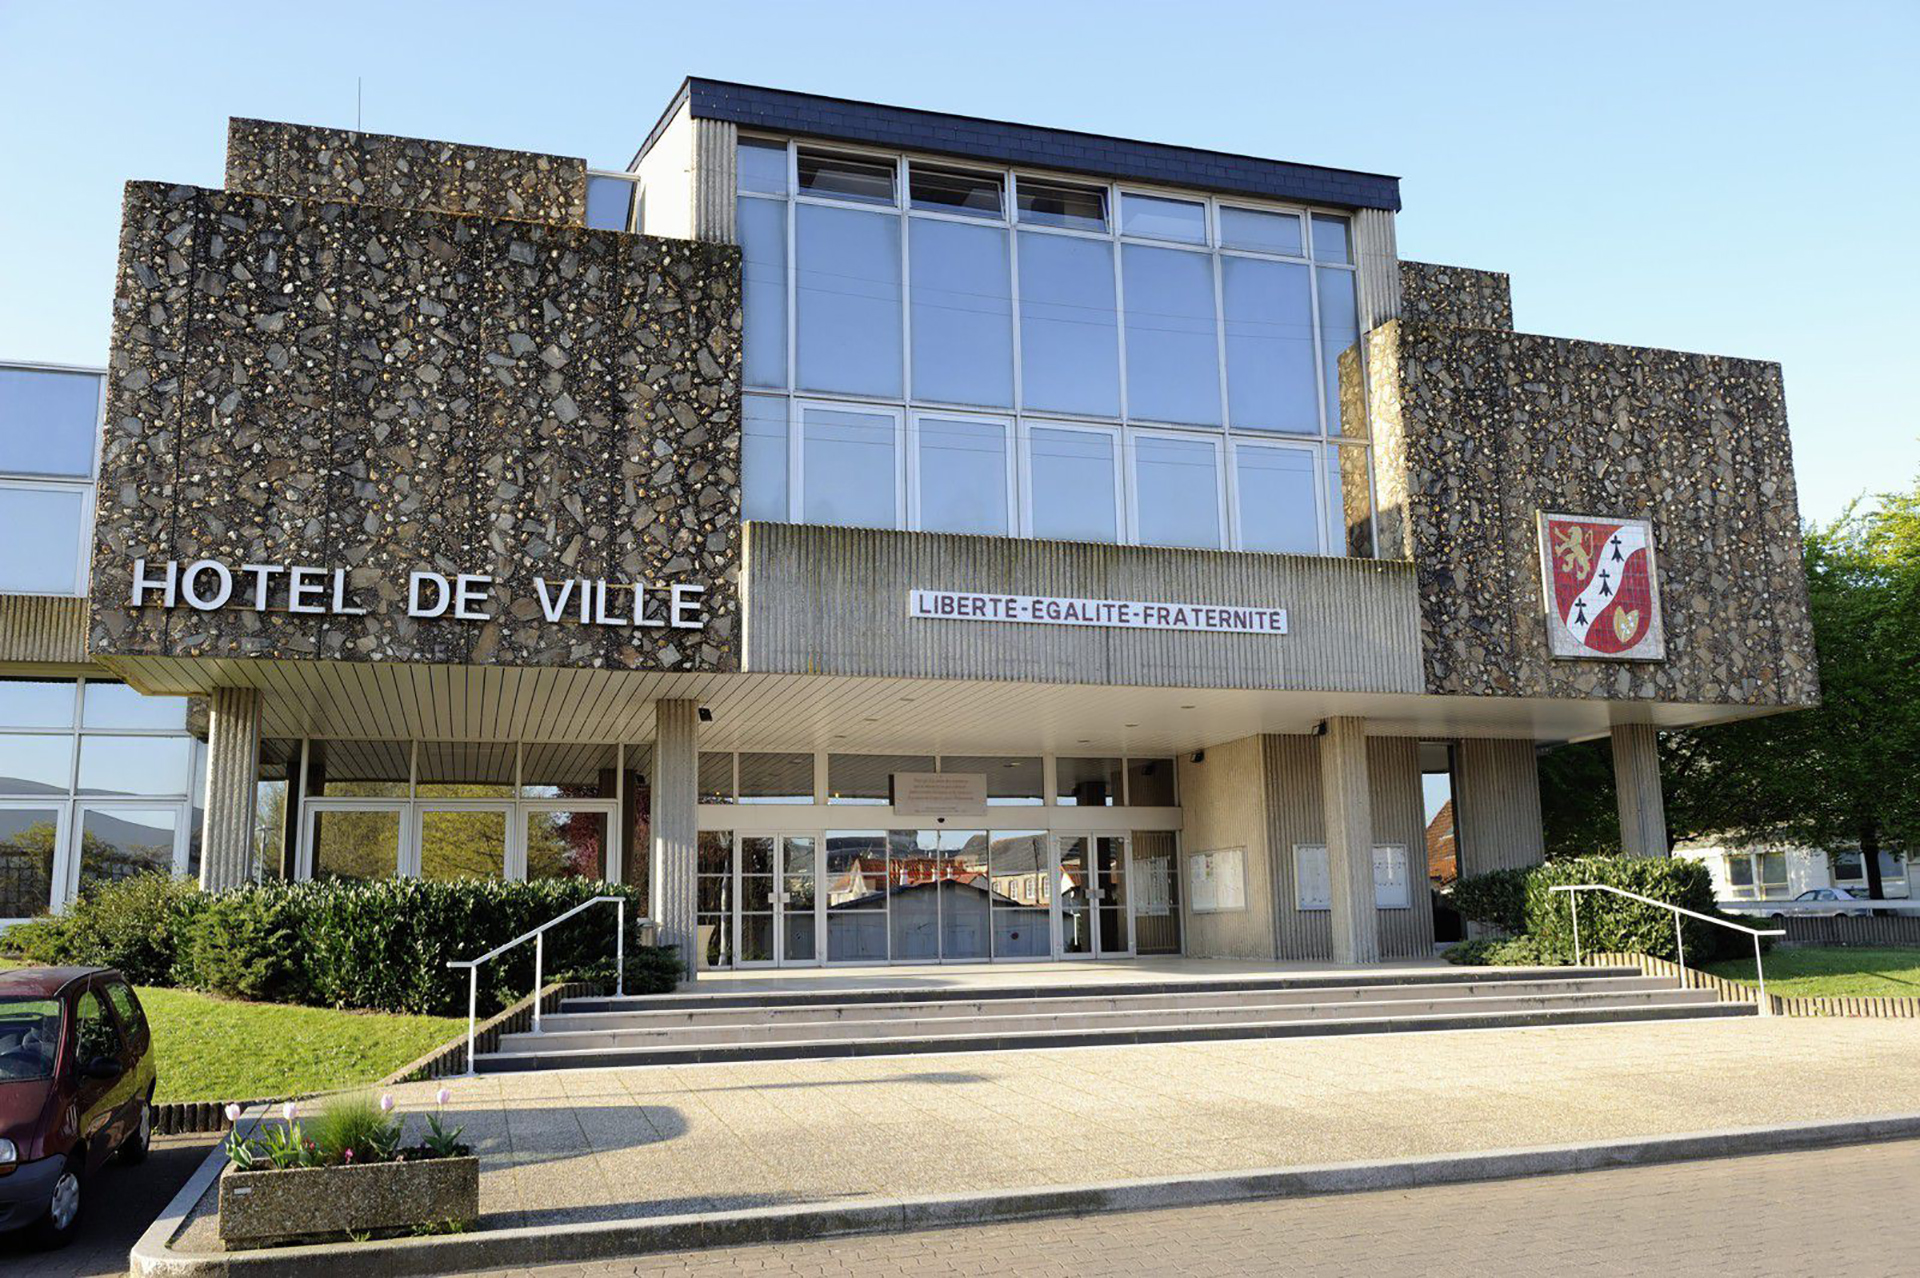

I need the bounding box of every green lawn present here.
[1704,946,1920,998]
[136,986,466,1104]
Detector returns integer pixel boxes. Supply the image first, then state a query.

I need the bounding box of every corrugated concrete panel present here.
[1613,722,1669,857]
[1264,731,1434,961]
[1456,737,1546,873]
[0,594,90,667]
[1354,208,1402,330]
[200,687,262,890]
[742,524,1423,694]
[1368,735,1437,959]
[691,118,738,244]
[1176,736,1275,959]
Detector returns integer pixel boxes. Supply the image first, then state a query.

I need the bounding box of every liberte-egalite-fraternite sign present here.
[909,589,1286,636]
[125,559,709,631]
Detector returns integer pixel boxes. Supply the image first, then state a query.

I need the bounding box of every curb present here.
[132,1110,1920,1276]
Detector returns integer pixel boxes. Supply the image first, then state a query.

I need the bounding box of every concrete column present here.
[1319,716,1381,964]
[200,687,262,891]
[1455,738,1546,873]
[1611,722,1669,858]
[649,699,699,981]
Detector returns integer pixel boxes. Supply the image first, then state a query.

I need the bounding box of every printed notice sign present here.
[891,772,988,815]
[909,589,1285,636]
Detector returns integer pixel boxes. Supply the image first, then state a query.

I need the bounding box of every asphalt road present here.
[0,1132,217,1278]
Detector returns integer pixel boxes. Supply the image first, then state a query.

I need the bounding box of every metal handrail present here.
[1551,883,1785,1013]
[446,895,637,1074]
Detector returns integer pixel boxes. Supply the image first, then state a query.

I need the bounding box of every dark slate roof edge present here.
[634,77,1401,213]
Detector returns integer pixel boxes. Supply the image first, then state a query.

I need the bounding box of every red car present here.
[0,967,156,1246]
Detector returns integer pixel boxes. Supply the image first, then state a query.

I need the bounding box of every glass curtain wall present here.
[0,363,102,595]
[736,138,1373,557]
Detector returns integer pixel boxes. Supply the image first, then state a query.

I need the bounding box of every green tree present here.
[1660,471,1920,896]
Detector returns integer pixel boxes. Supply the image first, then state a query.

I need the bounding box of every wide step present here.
[475,969,1754,1073]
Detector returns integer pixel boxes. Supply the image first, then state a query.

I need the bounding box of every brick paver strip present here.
[147,1017,1920,1270]
[505,1137,1920,1278]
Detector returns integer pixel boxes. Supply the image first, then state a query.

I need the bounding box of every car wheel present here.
[29,1155,82,1248]
[119,1090,153,1165]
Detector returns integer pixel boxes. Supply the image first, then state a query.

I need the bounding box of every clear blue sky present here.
[2,0,1912,522]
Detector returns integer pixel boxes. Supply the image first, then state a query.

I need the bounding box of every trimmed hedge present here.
[1446,855,1761,965]
[5,875,679,1017]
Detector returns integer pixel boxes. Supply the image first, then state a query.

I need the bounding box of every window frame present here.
[1125,426,1227,551]
[791,398,907,531]
[907,409,1017,539]
[0,360,105,597]
[1227,436,1329,556]
[1019,418,1124,544]
[732,134,1375,556]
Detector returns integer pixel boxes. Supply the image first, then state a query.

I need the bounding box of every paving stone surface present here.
[501,1137,1920,1277]
[167,1015,1920,1254]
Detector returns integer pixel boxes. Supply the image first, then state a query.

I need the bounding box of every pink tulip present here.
[436,1087,452,1106]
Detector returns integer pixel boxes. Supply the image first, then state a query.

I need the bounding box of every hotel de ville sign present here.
[123,559,710,631]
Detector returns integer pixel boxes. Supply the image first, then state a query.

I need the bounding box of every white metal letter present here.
[408,571,451,618]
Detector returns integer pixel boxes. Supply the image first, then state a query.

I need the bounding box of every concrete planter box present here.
[218,1155,479,1248]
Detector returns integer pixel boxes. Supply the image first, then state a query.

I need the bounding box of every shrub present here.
[1522,855,1753,964]
[8,874,680,1017]
[2,874,206,984]
[1446,868,1531,934]
[1443,935,1564,967]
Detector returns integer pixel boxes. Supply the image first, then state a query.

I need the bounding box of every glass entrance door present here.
[1055,836,1095,958]
[779,835,820,964]
[1094,835,1132,956]
[412,804,510,881]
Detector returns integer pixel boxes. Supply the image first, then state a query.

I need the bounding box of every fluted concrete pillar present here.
[1612,722,1669,858]
[650,699,699,982]
[200,687,262,891]
[1320,716,1381,964]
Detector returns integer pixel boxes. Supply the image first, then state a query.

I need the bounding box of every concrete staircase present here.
[475,966,1749,1073]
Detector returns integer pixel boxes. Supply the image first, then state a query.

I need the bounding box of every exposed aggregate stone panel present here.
[1367,318,1818,707]
[92,180,742,674]
[1400,261,1514,330]
[225,118,588,227]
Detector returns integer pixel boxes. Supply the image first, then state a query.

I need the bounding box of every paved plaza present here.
[500,1137,1920,1278]
[168,1014,1920,1250]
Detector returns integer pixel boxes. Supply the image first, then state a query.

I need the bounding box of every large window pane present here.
[0,487,85,594]
[520,743,617,799]
[77,736,192,797]
[737,139,789,196]
[696,830,734,968]
[909,219,1012,407]
[909,165,1003,217]
[0,738,69,796]
[0,807,59,917]
[418,809,506,880]
[1056,757,1123,806]
[1028,427,1117,543]
[0,366,98,477]
[940,831,990,959]
[78,807,176,895]
[1219,207,1303,256]
[828,754,935,804]
[1235,445,1320,553]
[802,405,897,529]
[526,810,608,881]
[797,150,896,205]
[698,751,734,804]
[739,751,813,803]
[1017,232,1119,417]
[81,682,187,731]
[584,175,636,232]
[1120,193,1206,244]
[1317,266,1362,437]
[1126,758,1177,806]
[1311,214,1352,264]
[738,198,788,389]
[916,416,1008,536]
[989,831,1050,957]
[1222,256,1318,433]
[306,740,410,798]
[1122,244,1221,426]
[1132,434,1220,549]
[888,829,940,959]
[1328,442,1375,558]
[1015,180,1107,232]
[311,809,400,880]
[742,394,790,521]
[416,741,514,798]
[940,755,1042,805]
[0,679,74,729]
[796,204,902,397]
[825,830,888,962]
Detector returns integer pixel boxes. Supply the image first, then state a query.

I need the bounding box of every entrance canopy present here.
[98,656,1788,754]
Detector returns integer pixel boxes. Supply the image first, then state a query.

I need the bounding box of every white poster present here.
[1189,848,1247,913]
[1294,844,1331,911]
